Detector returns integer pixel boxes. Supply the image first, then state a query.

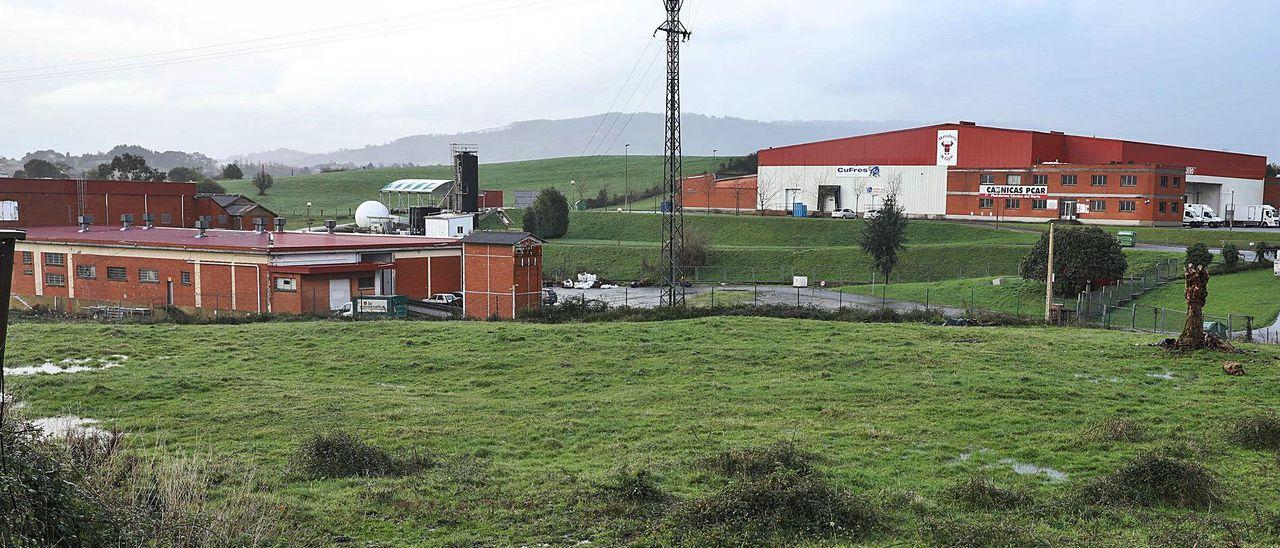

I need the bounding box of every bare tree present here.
[756,171,783,214]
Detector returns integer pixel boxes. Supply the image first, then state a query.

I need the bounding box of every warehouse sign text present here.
[835,165,881,178]
[979,185,1048,198]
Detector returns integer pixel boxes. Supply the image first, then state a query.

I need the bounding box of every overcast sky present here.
[2,0,1277,160]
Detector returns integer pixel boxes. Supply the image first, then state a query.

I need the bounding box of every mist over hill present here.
[230,113,918,167]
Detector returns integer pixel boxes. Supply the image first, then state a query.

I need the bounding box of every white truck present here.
[1184,204,1224,228]
[1230,205,1279,228]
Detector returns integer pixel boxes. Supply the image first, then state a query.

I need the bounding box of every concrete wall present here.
[757,165,948,216]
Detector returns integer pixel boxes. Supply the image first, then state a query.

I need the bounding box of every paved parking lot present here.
[552,284,965,315]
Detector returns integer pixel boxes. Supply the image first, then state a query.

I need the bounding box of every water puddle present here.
[1147,370,1175,380]
[1073,373,1121,384]
[999,458,1067,481]
[5,355,129,376]
[30,415,108,438]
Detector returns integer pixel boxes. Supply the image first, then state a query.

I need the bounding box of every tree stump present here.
[1177,264,1209,350]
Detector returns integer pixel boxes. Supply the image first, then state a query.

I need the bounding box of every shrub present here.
[1076,452,1222,509]
[592,467,673,519]
[1185,243,1213,268]
[522,188,570,239]
[1228,411,1280,451]
[1020,227,1127,295]
[1221,243,1240,269]
[1,419,118,546]
[942,476,1032,510]
[195,179,227,194]
[292,431,435,478]
[1083,418,1149,443]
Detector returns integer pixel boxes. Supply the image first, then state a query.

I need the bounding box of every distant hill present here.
[230,113,918,168]
[19,145,218,175]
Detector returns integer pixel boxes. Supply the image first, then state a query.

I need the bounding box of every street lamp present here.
[624,144,630,212]
[306,201,313,230]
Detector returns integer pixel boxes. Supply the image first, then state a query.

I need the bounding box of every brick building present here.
[682,174,758,212]
[11,226,540,318]
[0,178,271,230]
[757,123,1270,226]
[460,232,544,319]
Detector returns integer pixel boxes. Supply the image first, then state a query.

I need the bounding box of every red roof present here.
[23,226,460,253]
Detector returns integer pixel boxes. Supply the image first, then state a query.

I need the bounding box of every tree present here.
[222,164,244,180]
[1268,163,1279,178]
[91,153,165,181]
[195,180,227,194]
[1020,227,1127,295]
[16,158,66,178]
[252,171,274,196]
[1185,243,1213,268]
[1221,243,1240,269]
[522,188,569,239]
[858,193,908,286]
[166,166,203,183]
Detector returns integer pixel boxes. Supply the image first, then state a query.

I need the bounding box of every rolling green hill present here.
[8,319,1280,545]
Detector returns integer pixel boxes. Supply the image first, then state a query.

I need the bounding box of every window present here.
[456,225,464,235]
[180,271,192,285]
[1119,200,1137,212]
[1173,177,1181,188]
[22,269,32,276]
[139,269,159,284]
[357,277,375,290]
[1061,175,1077,186]
[980,174,995,185]
[106,267,127,281]
[217,215,229,225]
[43,253,65,266]
[1159,176,1169,187]
[1033,175,1048,186]
[274,277,297,292]
[45,273,66,287]
[161,213,173,225]
[1171,202,1180,213]
[1032,199,1049,210]
[979,198,994,209]
[75,265,96,279]
[1159,202,1168,213]
[1006,174,1022,185]
[1090,175,1108,186]
[1121,175,1137,187]
[1005,198,1021,209]
[1090,200,1107,211]
[21,251,32,265]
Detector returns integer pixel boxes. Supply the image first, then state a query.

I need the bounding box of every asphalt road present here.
[553,284,967,316]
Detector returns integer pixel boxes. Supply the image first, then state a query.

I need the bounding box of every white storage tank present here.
[354,201,391,229]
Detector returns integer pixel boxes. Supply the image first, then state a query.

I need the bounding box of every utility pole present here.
[1044,222,1056,322]
[657,0,690,307]
[625,143,631,212]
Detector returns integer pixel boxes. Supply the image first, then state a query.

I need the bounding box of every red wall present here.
[462,242,541,319]
[1265,179,1280,209]
[946,164,1186,225]
[682,174,757,210]
[0,179,197,229]
[479,190,504,209]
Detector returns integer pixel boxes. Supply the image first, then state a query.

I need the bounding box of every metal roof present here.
[22,226,459,253]
[380,179,453,193]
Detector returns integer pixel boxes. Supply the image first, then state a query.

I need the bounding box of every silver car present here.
[831,208,858,219]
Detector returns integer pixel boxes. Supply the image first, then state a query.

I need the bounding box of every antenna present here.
[656,0,690,307]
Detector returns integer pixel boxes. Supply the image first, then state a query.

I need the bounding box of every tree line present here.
[11,156,274,195]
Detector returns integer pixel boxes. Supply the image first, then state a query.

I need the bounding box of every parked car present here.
[831,208,858,219]
[1185,204,1223,228]
[334,302,353,318]
[426,293,462,306]
[542,289,558,305]
[864,209,882,220]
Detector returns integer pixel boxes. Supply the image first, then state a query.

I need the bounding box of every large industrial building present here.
[757,122,1272,226]
[0,178,275,230]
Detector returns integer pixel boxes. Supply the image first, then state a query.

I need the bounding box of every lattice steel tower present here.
[657,0,690,307]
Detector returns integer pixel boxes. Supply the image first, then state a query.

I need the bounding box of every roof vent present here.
[142,213,155,229]
[959,120,977,126]
[77,215,91,233]
[1050,130,1064,135]
[119,214,134,231]
[274,218,286,232]
[253,218,266,234]
[325,219,336,235]
[195,219,208,238]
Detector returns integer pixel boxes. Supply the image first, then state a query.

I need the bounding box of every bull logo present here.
[940,138,955,154]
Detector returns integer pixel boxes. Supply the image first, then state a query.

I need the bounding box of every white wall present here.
[758,165,949,216]
[1185,174,1264,218]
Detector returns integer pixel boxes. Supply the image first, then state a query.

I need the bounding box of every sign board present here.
[937,129,959,166]
[792,276,809,288]
[835,165,881,178]
[0,201,16,221]
[979,185,1048,198]
[1186,166,1197,175]
[1077,203,1091,214]
[1046,199,1058,209]
[357,299,388,313]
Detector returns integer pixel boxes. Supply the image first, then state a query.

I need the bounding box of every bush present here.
[1229,411,1280,451]
[1076,452,1222,509]
[1083,418,1149,443]
[195,179,227,194]
[292,431,435,478]
[522,188,570,239]
[942,476,1032,510]
[591,467,673,519]
[1186,243,1213,268]
[921,518,1054,548]
[698,441,814,478]
[1020,227,1127,295]
[1221,243,1240,269]
[1,419,118,546]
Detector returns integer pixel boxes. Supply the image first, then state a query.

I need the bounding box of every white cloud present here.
[27,80,169,108]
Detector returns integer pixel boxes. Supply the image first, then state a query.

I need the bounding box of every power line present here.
[565,45,664,184]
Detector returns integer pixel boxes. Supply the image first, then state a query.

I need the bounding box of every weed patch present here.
[1084,418,1149,443]
[1229,411,1280,451]
[292,431,435,478]
[591,467,673,519]
[942,476,1033,510]
[697,441,815,478]
[1076,452,1223,509]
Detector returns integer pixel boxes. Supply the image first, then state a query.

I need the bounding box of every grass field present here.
[842,276,1050,316]
[1010,222,1280,250]
[7,319,1280,545]
[220,156,722,221]
[1115,266,1280,329]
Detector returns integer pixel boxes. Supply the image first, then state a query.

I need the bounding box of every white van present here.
[1185,204,1223,228]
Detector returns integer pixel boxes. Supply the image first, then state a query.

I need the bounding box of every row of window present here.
[980,173,1182,188]
[979,198,1162,213]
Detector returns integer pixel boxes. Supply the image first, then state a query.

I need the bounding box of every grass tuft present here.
[292,431,435,478]
[1084,418,1149,443]
[591,467,673,520]
[942,476,1033,510]
[697,441,815,478]
[1229,410,1280,451]
[921,518,1054,548]
[1076,451,1223,509]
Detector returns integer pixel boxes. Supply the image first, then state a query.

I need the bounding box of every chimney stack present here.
[253,218,266,234]
[142,213,155,229]
[77,215,91,233]
[274,218,286,232]
[195,219,208,238]
[325,219,336,235]
[119,214,134,231]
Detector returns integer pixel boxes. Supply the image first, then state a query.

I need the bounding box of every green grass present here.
[1012,222,1279,250]
[842,276,1049,316]
[8,319,1280,545]
[220,156,723,221]
[1116,266,1280,329]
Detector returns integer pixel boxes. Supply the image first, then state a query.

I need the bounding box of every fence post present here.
[1131,304,1137,331]
[925,288,930,311]
[1246,316,1254,343]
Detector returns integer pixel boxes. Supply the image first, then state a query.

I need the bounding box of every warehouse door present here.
[329,279,351,311]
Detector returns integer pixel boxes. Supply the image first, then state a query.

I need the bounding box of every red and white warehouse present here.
[10,225,543,319]
[757,122,1272,226]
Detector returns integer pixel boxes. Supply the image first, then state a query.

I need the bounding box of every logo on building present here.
[835,165,882,178]
[937,129,959,166]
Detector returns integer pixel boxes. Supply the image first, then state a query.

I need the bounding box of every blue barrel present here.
[792,202,808,217]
